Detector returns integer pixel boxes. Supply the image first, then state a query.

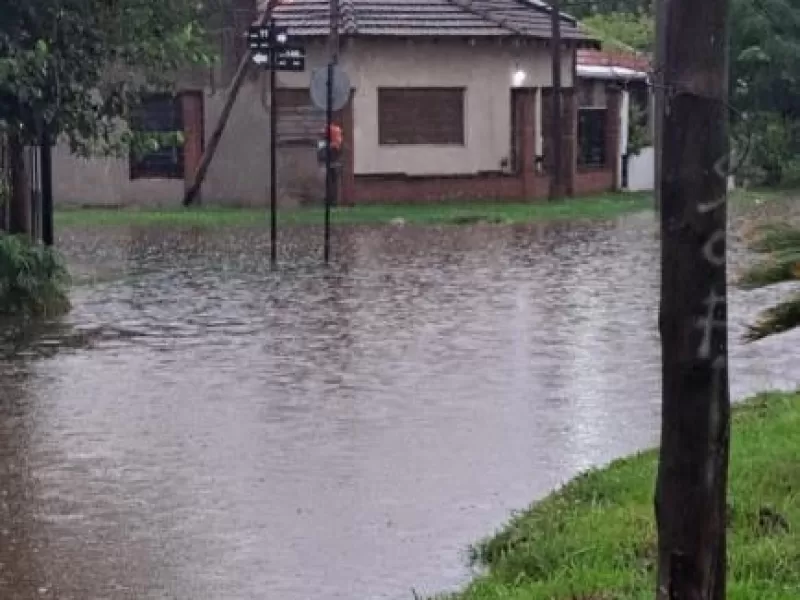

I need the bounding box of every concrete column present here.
[619,88,630,188]
[606,86,623,191]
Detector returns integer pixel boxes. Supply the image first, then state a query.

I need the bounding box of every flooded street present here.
[1,209,798,600]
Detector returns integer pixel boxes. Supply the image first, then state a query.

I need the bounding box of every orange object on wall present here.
[327,123,343,150]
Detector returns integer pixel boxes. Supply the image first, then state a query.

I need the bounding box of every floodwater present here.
[1,206,798,600]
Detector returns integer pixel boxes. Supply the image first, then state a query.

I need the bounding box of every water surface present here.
[1,207,798,600]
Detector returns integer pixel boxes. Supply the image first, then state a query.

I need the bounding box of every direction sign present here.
[247,24,289,52]
[252,46,306,72]
[310,65,351,112]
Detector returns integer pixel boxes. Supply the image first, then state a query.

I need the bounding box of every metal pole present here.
[40,128,54,246]
[269,20,278,267]
[324,62,333,265]
[324,0,339,264]
[550,0,563,200]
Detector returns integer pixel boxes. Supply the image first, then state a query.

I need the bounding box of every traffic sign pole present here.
[324,61,333,265]
[248,20,307,267]
[269,20,278,268]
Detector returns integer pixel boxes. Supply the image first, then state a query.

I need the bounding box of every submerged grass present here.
[55,193,652,228]
[438,391,800,600]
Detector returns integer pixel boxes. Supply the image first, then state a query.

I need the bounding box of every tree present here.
[0,0,213,234]
[581,11,655,52]
[577,0,800,186]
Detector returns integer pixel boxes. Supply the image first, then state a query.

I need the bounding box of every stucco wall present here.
[345,39,572,176]
[53,38,575,207]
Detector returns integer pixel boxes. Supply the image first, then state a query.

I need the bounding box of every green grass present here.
[54,193,653,228]
[437,391,800,600]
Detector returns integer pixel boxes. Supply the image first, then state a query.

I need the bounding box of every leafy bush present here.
[737,113,800,187]
[0,234,70,318]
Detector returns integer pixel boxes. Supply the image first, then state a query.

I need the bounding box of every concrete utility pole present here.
[549,0,563,200]
[655,0,731,596]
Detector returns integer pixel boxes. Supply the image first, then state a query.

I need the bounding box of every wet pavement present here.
[1,203,798,599]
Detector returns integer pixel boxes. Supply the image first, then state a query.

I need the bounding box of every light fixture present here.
[512,68,527,88]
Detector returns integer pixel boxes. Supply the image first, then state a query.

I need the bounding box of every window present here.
[578,108,608,168]
[378,88,465,145]
[276,89,327,146]
[130,94,184,180]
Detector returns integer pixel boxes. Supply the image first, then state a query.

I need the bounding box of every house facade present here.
[576,49,654,191]
[53,0,626,208]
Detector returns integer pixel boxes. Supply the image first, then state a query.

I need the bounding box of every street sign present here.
[247,24,289,52]
[251,46,306,72]
[309,65,351,112]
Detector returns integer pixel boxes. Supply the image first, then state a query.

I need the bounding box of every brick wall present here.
[575,169,615,195]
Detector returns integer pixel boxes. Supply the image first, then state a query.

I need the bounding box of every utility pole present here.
[323,0,339,264]
[183,0,282,207]
[549,0,563,200]
[655,0,731,597]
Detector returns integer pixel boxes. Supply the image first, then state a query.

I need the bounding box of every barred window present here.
[129,94,184,180]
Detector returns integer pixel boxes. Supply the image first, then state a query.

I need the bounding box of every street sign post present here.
[247,22,307,267]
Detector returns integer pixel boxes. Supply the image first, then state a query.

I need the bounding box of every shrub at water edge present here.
[0,234,70,318]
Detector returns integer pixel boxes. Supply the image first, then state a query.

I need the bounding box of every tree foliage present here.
[577,0,800,186]
[0,0,213,154]
[0,233,70,317]
[581,11,654,53]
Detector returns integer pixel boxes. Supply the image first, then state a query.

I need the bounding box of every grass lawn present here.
[55,192,653,228]
[436,390,800,600]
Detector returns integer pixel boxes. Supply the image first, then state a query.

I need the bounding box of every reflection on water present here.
[1,210,798,600]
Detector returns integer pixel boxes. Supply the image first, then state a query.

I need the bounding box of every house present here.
[576,49,654,192]
[52,0,631,208]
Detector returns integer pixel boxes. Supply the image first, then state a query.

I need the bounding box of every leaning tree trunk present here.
[7,133,31,236]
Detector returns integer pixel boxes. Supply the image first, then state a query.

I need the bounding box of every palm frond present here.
[744,293,800,342]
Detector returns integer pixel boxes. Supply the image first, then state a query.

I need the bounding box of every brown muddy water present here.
[1,208,798,600]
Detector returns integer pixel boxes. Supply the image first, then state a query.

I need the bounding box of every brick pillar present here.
[541,88,575,197]
[606,86,623,191]
[519,89,537,200]
[337,91,356,206]
[181,92,205,198]
[562,88,577,197]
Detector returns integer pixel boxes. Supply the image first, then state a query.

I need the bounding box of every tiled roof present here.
[577,49,651,72]
[264,0,592,41]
